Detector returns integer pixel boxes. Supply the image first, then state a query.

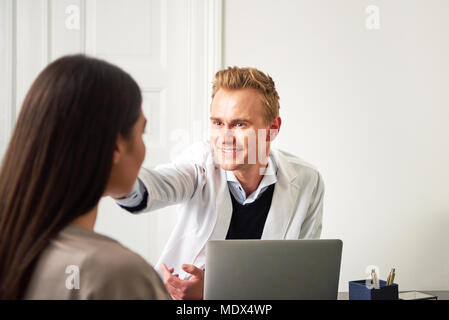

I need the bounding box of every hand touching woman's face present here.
[105,109,147,198]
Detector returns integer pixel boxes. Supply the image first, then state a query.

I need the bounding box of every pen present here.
[374,270,379,289]
[371,269,379,288]
[386,268,395,286]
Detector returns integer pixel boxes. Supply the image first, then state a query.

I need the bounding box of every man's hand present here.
[161,263,204,300]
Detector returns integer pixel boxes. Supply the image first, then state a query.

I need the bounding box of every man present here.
[114,67,324,300]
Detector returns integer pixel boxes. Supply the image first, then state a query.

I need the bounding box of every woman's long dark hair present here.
[0,54,142,299]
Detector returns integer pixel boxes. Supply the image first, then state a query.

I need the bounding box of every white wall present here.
[224,0,449,291]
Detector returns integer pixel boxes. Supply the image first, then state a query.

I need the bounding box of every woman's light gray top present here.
[24,224,170,300]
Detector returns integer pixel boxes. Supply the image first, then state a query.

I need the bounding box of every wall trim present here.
[187,0,223,140]
[8,0,16,136]
[84,0,97,55]
[206,0,223,105]
[0,0,16,159]
[43,0,50,64]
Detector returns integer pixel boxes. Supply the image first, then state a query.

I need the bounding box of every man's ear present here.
[267,116,281,141]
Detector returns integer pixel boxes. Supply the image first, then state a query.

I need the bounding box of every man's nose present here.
[219,128,236,145]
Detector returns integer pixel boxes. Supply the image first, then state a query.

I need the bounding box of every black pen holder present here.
[349,280,399,300]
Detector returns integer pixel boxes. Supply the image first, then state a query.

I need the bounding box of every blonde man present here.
[114,67,324,300]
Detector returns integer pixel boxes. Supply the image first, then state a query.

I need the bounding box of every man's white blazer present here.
[136,141,324,279]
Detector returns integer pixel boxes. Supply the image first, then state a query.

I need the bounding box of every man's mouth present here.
[219,147,243,153]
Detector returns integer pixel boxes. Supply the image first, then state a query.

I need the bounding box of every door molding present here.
[187,0,223,141]
[0,0,16,159]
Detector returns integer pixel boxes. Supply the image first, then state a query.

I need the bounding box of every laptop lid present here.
[204,239,343,300]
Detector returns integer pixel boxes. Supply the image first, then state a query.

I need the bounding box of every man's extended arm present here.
[115,178,148,212]
[114,142,209,213]
[114,161,205,213]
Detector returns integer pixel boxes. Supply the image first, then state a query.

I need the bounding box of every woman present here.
[0,54,170,299]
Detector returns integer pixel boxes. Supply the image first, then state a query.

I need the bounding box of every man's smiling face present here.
[209,87,273,172]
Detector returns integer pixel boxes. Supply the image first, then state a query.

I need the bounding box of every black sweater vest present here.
[226,184,276,240]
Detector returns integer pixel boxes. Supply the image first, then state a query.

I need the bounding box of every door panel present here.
[2,0,222,265]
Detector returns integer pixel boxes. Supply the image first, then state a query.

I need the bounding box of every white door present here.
[0,0,222,265]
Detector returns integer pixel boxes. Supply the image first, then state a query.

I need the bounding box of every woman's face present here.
[105,109,147,198]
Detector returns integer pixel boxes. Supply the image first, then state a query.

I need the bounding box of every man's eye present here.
[214,121,222,126]
[235,123,245,127]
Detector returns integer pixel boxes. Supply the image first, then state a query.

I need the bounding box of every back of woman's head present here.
[0,54,142,299]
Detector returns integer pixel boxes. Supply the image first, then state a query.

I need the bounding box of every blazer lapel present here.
[209,164,233,240]
[261,149,298,239]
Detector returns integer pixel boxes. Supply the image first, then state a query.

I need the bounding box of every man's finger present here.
[161,263,174,282]
[182,264,204,278]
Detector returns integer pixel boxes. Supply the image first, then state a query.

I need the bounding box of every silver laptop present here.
[204,239,343,300]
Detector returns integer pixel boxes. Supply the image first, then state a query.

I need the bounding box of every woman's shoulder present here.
[82,232,151,273]
[60,225,170,299]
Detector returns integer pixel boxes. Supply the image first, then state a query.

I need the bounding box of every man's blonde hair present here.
[212,66,280,124]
